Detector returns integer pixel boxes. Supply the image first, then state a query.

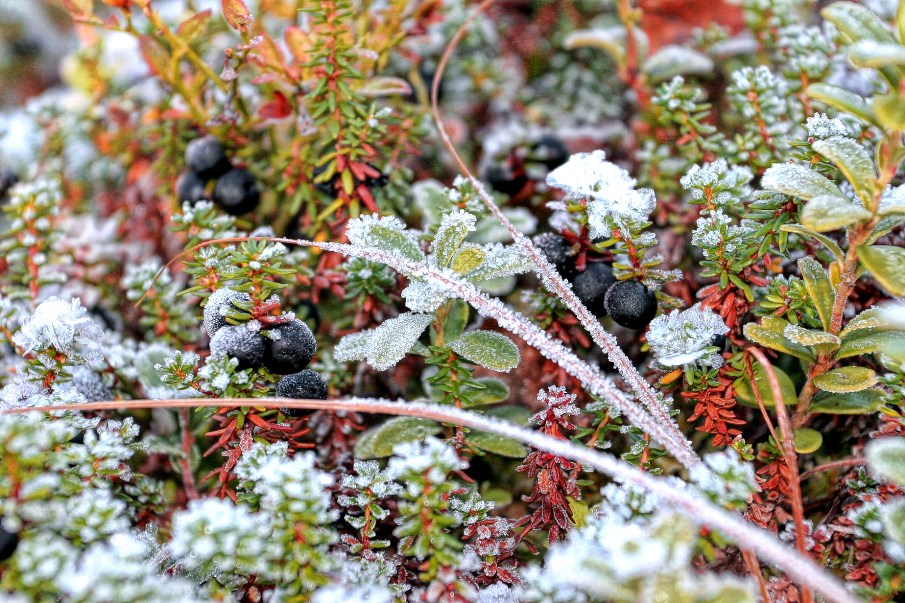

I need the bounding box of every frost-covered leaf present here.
[432,209,476,268]
[836,329,905,359]
[798,258,835,332]
[465,431,527,458]
[448,331,520,372]
[370,223,425,263]
[847,41,905,67]
[813,366,877,393]
[879,184,905,215]
[467,378,510,406]
[366,313,433,371]
[810,388,885,414]
[439,299,470,345]
[733,364,798,408]
[563,27,649,66]
[800,195,872,232]
[865,437,905,486]
[647,305,728,368]
[780,224,845,264]
[857,245,905,296]
[744,316,815,360]
[346,214,424,263]
[783,324,839,347]
[465,244,529,281]
[355,417,442,459]
[401,280,449,313]
[822,2,897,45]
[881,498,905,543]
[333,330,372,363]
[806,83,876,125]
[811,136,876,204]
[840,308,885,338]
[761,163,845,201]
[450,246,486,275]
[793,428,823,454]
[642,46,714,83]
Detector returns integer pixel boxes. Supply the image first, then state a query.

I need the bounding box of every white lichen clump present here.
[646,305,729,368]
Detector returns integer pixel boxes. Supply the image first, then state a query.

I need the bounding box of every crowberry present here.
[276,369,328,417]
[603,280,658,329]
[203,288,252,337]
[175,171,208,204]
[213,168,261,215]
[483,163,527,196]
[531,135,569,170]
[533,232,572,271]
[264,319,317,374]
[571,261,616,315]
[210,324,266,370]
[0,167,17,202]
[0,522,17,561]
[185,135,231,180]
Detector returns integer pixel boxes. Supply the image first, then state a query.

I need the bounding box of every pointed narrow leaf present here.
[865,437,905,485]
[432,210,476,268]
[810,388,885,414]
[448,331,520,372]
[856,245,905,295]
[744,316,815,360]
[806,83,876,125]
[355,417,442,458]
[783,324,839,347]
[466,431,527,458]
[793,428,823,454]
[733,364,798,408]
[813,366,878,393]
[811,136,876,204]
[467,378,510,406]
[839,308,884,338]
[358,76,414,97]
[780,224,845,264]
[440,299,470,345]
[367,313,433,370]
[800,195,872,232]
[761,163,845,201]
[798,258,835,331]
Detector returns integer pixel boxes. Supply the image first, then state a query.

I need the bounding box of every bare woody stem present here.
[2,397,858,603]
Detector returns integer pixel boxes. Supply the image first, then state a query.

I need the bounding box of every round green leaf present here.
[806,83,876,125]
[813,366,878,393]
[448,330,520,372]
[466,431,527,458]
[733,364,798,408]
[810,389,885,415]
[792,428,823,454]
[857,245,905,296]
[837,330,905,359]
[865,437,905,486]
[800,195,872,232]
[467,377,510,406]
[355,417,442,458]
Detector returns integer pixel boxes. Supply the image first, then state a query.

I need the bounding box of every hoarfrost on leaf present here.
[805,112,847,140]
[364,312,433,371]
[647,305,729,368]
[12,297,104,365]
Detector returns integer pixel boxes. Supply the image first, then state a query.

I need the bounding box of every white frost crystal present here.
[647,305,729,368]
[12,297,103,364]
[805,112,847,140]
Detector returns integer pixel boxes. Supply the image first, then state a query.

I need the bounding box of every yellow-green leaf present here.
[857,245,905,296]
[744,316,815,361]
[798,258,835,332]
[448,331,520,372]
[466,432,527,458]
[810,388,885,414]
[450,247,485,275]
[811,136,876,205]
[800,195,872,232]
[836,329,905,359]
[733,364,798,408]
[793,428,823,454]
[814,366,877,393]
[355,417,442,458]
[806,83,876,125]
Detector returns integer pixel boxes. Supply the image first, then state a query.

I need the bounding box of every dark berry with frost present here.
[175,171,209,204]
[264,319,317,374]
[483,163,527,196]
[0,168,18,202]
[531,135,569,170]
[185,135,231,180]
[571,262,616,315]
[0,522,17,561]
[710,333,727,351]
[71,366,114,402]
[203,288,252,337]
[533,232,572,271]
[277,369,328,417]
[210,324,266,370]
[603,280,658,329]
[213,168,261,215]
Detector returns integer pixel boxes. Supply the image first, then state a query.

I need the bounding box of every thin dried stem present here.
[799,457,866,482]
[3,397,858,603]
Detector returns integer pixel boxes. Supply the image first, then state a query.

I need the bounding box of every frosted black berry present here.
[203,288,252,337]
[213,168,261,215]
[483,163,527,196]
[710,333,727,351]
[571,262,616,315]
[210,324,266,370]
[603,280,658,329]
[264,319,317,374]
[175,171,208,205]
[533,233,571,271]
[185,135,231,180]
[532,135,569,170]
[277,369,328,417]
[0,522,17,561]
[72,366,114,402]
[0,168,18,202]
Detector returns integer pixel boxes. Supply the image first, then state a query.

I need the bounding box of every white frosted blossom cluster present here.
[691,210,756,259]
[597,482,659,521]
[12,297,104,366]
[689,449,758,509]
[646,305,729,368]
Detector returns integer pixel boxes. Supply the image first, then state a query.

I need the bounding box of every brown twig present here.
[799,457,866,482]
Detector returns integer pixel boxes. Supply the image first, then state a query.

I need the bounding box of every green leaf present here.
[485,405,532,425]
[358,76,413,97]
[138,36,172,79]
[176,10,212,43]
[467,378,510,406]
[792,428,823,454]
[369,224,425,263]
[811,136,876,204]
[806,83,876,125]
[440,299,469,345]
[432,211,476,268]
[783,324,839,347]
[355,417,442,458]
[642,45,714,83]
[366,313,433,371]
[857,245,905,296]
[822,2,897,44]
[450,247,486,275]
[761,164,845,201]
[568,498,590,528]
[882,498,905,542]
[800,195,872,232]
[873,93,905,130]
[780,224,846,264]
[866,438,905,486]
[848,41,905,68]
[798,258,836,332]
[810,388,885,414]
[744,316,815,361]
[733,364,799,408]
[448,331,520,372]
[836,329,905,359]
[466,431,527,458]
[813,366,878,393]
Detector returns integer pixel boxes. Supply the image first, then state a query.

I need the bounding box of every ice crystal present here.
[597,481,659,521]
[388,437,467,482]
[680,159,752,209]
[646,305,729,368]
[476,583,518,603]
[805,112,847,140]
[346,213,420,252]
[546,150,634,201]
[12,297,103,365]
[338,460,402,501]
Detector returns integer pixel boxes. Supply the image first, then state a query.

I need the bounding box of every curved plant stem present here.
[429,0,694,463]
[3,397,858,603]
[799,457,866,482]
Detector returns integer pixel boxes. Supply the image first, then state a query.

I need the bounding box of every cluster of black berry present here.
[203,288,327,417]
[534,232,658,329]
[483,134,570,196]
[176,136,260,215]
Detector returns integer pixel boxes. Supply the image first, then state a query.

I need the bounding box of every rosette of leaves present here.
[336,209,529,458]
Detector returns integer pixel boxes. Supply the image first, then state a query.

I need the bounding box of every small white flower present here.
[647,305,729,368]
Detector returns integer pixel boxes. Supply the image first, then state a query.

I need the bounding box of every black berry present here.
[483,163,527,196]
[277,369,328,417]
[533,233,572,271]
[203,288,252,337]
[210,324,266,370]
[185,136,231,180]
[0,522,18,561]
[571,262,616,315]
[213,168,261,215]
[603,280,658,329]
[175,171,209,205]
[71,366,114,402]
[311,165,336,196]
[710,333,727,351]
[264,319,317,374]
[0,168,18,203]
[531,135,569,170]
